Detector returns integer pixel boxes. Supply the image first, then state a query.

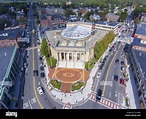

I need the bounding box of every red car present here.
[120,78,124,85]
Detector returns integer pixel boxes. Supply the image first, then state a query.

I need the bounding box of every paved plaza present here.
[48,67,90,93]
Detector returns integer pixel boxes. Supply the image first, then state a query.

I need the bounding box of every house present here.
[0,45,20,109]
[40,14,49,27]
[69,15,78,21]
[91,14,101,21]
[0,28,22,48]
[79,8,89,16]
[105,13,120,22]
[45,7,65,15]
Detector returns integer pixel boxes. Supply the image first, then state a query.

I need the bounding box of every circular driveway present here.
[54,68,83,83]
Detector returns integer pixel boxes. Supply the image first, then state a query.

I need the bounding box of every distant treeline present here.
[33,0,146,7]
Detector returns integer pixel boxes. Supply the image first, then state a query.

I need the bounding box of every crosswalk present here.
[89,92,126,109]
[62,103,72,109]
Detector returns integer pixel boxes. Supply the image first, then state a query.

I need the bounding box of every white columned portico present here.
[59,52,62,61]
[64,52,66,61]
[67,52,69,61]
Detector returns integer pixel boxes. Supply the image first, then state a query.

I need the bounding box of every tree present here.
[7,11,16,19]
[84,10,94,20]
[119,11,128,22]
[40,38,50,57]
[65,8,76,18]
[0,7,9,15]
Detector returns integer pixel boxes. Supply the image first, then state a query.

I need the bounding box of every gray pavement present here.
[124,56,141,109]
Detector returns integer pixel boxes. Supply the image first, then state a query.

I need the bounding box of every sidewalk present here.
[125,65,141,109]
[124,55,141,109]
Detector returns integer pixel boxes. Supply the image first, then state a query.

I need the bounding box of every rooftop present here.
[45,28,108,50]
[133,49,146,78]
[135,22,146,36]
[132,37,146,47]
[40,15,47,20]
[0,28,21,40]
[95,21,119,27]
[61,25,91,40]
[0,46,16,81]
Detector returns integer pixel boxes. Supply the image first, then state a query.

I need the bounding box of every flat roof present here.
[132,37,146,47]
[133,49,146,78]
[45,28,108,50]
[0,46,16,81]
[0,28,21,40]
[135,23,146,36]
[95,21,118,27]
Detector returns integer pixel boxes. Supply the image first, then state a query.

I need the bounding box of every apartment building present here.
[0,45,20,109]
[128,22,146,109]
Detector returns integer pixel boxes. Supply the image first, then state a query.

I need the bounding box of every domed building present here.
[45,22,109,68]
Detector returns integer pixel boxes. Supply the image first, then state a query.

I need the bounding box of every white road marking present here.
[115,93,117,97]
[111,103,113,108]
[105,100,108,105]
[109,92,111,97]
[110,82,113,87]
[114,104,117,109]
[28,100,33,109]
[31,97,37,104]
[102,99,105,103]
[108,102,111,106]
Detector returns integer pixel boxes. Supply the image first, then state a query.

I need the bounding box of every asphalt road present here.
[102,42,125,105]
[22,4,60,109]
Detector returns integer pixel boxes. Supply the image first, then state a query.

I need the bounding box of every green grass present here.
[50,80,62,90]
[46,56,57,67]
[72,81,84,91]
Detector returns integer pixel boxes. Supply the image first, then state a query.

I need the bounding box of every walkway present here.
[124,56,141,109]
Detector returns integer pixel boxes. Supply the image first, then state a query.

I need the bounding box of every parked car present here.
[40,72,45,78]
[120,78,125,85]
[109,48,112,52]
[40,66,44,71]
[121,66,125,71]
[96,89,102,101]
[114,48,117,51]
[37,87,43,95]
[39,56,43,60]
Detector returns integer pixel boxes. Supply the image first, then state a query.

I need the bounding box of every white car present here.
[37,87,43,95]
